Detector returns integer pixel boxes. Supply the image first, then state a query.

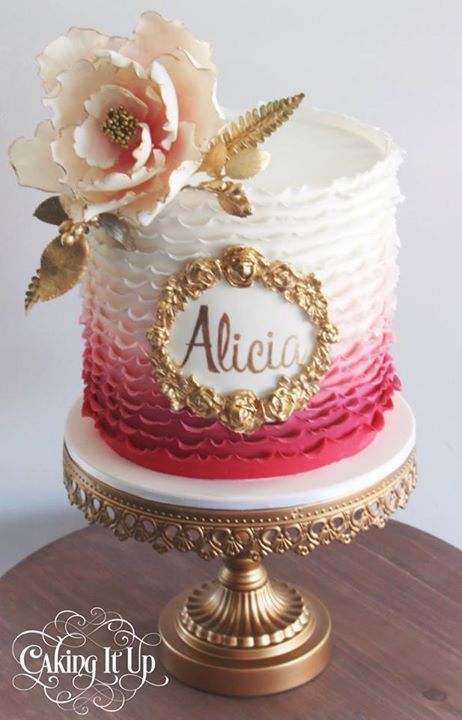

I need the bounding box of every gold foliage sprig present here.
[191,93,305,216]
[24,197,136,312]
[24,225,91,313]
[201,93,305,171]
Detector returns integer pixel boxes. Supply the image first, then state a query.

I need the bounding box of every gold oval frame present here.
[146,246,338,434]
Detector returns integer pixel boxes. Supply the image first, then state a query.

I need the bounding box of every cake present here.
[10,12,402,481]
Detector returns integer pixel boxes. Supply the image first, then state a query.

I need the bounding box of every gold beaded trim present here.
[146,246,338,434]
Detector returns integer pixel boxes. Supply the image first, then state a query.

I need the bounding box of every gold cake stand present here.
[62,397,416,696]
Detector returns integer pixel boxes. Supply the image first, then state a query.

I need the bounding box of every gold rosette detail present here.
[264,386,299,423]
[224,391,263,434]
[187,387,225,419]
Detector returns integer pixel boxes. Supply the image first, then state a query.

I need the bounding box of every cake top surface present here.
[248,108,396,193]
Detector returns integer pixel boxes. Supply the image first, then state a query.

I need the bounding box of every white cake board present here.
[64,394,415,511]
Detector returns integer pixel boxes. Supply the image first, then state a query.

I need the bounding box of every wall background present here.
[1,0,461,574]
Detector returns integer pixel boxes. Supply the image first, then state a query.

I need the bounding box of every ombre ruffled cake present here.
[80,109,402,479]
[10,13,403,481]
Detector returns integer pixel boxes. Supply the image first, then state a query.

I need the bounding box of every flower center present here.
[102,106,138,147]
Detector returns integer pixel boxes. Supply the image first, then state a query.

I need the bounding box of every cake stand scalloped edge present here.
[63,445,416,561]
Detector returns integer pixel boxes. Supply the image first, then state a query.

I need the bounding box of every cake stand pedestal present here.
[63,395,416,697]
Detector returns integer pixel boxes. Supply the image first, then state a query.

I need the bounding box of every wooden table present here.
[0,521,461,719]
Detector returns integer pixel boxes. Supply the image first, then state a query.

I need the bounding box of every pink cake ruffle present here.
[81,326,400,479]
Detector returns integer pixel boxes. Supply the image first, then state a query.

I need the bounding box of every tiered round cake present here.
[81,108,402,479]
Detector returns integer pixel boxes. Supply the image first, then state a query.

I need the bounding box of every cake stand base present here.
[63,394,416,697]
[159,557,331,695]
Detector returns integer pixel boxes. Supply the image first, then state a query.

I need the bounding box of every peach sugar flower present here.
[9,12,224,225]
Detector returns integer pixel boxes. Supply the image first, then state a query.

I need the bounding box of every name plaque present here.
[147,246,338,434]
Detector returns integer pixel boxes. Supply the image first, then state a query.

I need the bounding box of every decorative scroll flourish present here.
[146,246,338,434]
[64,446,417,561]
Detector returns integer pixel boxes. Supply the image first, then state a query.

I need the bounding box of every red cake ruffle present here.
[81,325,400,479]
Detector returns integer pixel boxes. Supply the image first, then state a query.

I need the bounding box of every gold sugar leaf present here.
[97,212,136,250]
[24,235,89,312]
[197,140,227,177]
[33,195,69,226]
[185,179,255,217]
[39,236,90,300]
[216,182,254,218]
[202,93,304,168]
[225,148,271,180]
